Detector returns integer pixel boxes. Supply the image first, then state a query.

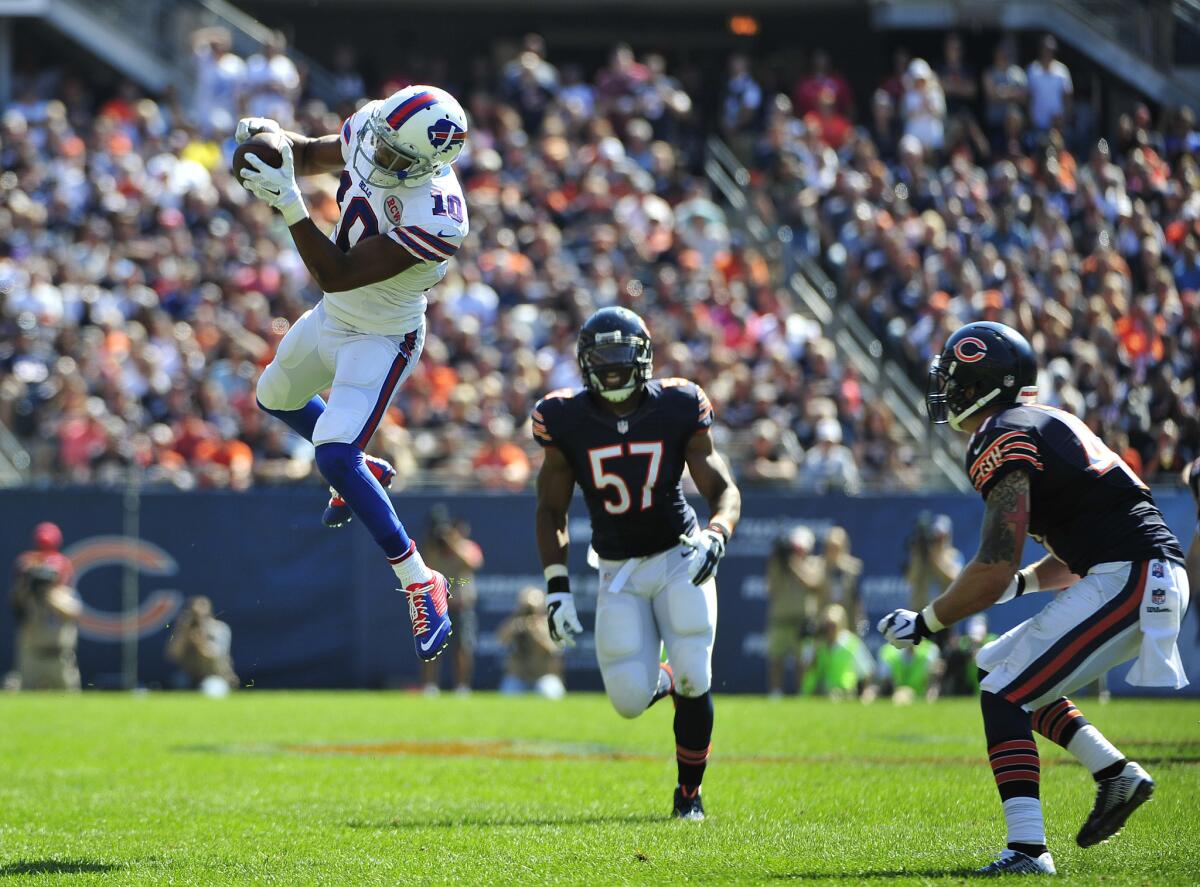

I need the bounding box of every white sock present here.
[1002,796,1046,848]
[1066,725,1124,775]
[392,546,433,588]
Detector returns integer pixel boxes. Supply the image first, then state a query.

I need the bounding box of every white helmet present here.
[352,85,468,189]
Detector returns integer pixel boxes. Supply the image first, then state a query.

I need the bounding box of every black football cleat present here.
[672,785,705,821]
[1076,761,1154,848]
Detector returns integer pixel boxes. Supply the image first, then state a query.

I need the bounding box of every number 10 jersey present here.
[533,379,714,560]
[324,100,470,336]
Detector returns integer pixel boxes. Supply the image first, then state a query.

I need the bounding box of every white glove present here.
[877,608,931,649]
[679,525,727,585]
[546,591,583,648]
[235,116,282,145]
[241,141,308,226]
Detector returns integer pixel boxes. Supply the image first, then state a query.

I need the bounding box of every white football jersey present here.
[323,100,469,335]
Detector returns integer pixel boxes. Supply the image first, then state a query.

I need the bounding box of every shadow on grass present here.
[349,812,668,830]
[769,869,977,881]
[0,860,119,877]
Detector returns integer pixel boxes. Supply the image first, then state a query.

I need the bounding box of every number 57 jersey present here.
[324,100,469,336]
[532,379,714,560]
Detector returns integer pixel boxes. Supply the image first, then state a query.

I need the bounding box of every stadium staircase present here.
[870,0,1200,109]
[0,0,338,102]
[703,137,971,492]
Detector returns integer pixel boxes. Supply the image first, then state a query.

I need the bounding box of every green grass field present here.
[1,693,1197,885]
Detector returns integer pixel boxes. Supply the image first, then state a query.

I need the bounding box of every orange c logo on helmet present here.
[953,337,988,364]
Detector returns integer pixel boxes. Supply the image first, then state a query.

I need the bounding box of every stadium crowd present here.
[733,33,1200,483]
[4,27,1195,492]
[0,31,905,492]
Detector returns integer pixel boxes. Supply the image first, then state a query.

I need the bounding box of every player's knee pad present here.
[256,362,301,412]
[312,385,376,446]
[667,636,712,698]
[601,659,656,719]
[314,442,362,489]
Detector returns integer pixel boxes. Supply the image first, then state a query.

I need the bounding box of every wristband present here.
[920,603,945,634]
[1016,565,1039,596]
[707,521,731,542]
[544,564,570,596]
[279,196,309,227]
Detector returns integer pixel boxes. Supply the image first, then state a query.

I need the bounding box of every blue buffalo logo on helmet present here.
[427,118,467,154]
[952,336,988,364]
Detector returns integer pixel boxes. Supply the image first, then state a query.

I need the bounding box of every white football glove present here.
[679,526,727,585]
[240,140,308,225]
[546,591,583,649]
[877,608,931,649]
[235,116,282,145]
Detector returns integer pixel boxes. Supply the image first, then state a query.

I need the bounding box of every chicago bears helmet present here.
[353,85,468,189]
[927,321,1038,431]
[577,307,653,403]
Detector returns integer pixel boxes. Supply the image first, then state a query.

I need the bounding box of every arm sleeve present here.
[967,426,1043,497]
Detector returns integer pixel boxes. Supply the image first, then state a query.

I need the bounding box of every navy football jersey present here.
[966,404,1183,575]
[532,378,714,560]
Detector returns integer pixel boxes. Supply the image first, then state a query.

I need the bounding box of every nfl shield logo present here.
[1151,562,1165,579]
[1152,588,1166,606]
[617,420,628,434]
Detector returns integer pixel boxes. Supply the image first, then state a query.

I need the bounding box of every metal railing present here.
[703,136,970,492]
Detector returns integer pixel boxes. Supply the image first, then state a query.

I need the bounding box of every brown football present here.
[232,131,287,184]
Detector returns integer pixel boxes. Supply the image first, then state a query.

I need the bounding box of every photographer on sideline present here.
[903,512,962,635]
[496,586,565,699]
[420,505,484,695]
[10,522,81,691]
[765,525,825,697]
[166,595,238,691]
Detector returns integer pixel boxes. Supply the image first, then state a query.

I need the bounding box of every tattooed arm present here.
[928,470,1030,627]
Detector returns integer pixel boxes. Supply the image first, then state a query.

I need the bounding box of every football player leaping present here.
[237,86,469,662]
[532,308,742,821]
[879,321,1190,875]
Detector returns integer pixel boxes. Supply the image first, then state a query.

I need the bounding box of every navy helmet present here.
[577,307,653,403]
[927,321,1037,431]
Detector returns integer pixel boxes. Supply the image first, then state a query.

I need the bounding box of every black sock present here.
[1008,841,1048,857]
[1094,759,1128,781]
[673,691,713,790]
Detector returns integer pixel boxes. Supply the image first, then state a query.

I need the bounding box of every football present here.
[231,131,287,184]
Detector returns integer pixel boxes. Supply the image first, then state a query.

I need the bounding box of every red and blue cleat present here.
[405,570,453,661]
[322,455,396,528]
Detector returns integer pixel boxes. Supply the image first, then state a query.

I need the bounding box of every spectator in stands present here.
[165,595,238,694]
[798,417,860,494]
[496,586,565,699]
[900,58,946,153]
[793,49,853,117]
[472,416,531,491]
[1027,34,1072,132]
[420,505,484,696]
[982,40,1028,146]
[721,54,763,159]
[938,33,978,119]
[243,31,300,128]
[765,525,823,697]
[9,522,81,691]
[190,27,246,136]
[740,418,800,486]
[802,604,875,700]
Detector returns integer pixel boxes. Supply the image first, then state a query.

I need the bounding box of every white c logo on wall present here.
[63,536,183,641]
